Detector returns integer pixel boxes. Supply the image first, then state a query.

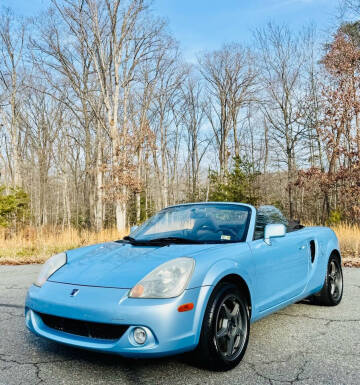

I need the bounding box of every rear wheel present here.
[312,253,343,306]
[194,283,250,371]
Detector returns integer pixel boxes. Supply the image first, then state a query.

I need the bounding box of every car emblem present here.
[70,289,79,297]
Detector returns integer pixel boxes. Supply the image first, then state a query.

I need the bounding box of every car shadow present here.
[28,331,197,373]
[296,298,332,307]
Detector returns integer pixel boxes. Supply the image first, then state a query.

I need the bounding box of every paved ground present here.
[0,265,359,385]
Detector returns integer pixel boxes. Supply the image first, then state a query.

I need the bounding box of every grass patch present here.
[0,227,127,265]
[331,223,360,267]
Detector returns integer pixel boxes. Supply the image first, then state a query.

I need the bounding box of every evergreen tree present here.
[0,186,30,229]
[208,157,260,205]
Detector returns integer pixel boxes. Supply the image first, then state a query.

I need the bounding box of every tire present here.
[194,283,250,371]
[312,253,343,306]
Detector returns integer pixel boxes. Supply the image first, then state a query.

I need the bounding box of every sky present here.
[0,0,340,60]
[153,0,340,60]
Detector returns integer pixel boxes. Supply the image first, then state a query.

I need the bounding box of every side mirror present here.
[264,223,286,245]
[130,225,139,233]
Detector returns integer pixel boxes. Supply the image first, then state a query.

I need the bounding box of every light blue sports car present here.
[25,202,343,370]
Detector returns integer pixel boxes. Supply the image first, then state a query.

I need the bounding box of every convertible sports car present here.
[25,202,343,370]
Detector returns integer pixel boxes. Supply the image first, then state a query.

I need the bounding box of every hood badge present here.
[70,289,79,297]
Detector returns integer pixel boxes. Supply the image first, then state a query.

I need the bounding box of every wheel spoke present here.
[336,271,342,285]
[333,286,338,297]
[236,314,241,330]
[330,262,335,274]
[330,262,336,279]
[216,326,228,339]
[231,303,239,317]
[236,324,244,336]
[330,282,335,296]
[234,334,241,349]
[222,303,232,319]
[226,334,235,356]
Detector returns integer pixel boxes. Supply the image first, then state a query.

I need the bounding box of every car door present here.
[250,232,309,312]
[249,205,309,312]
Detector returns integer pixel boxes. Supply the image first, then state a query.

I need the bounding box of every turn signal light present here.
[130,284,144,297]
[178,303,194,312]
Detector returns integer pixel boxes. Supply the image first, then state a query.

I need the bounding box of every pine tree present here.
[0,186,30,229]
[208,157,260,205]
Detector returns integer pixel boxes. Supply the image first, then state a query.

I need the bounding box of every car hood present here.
[48,241,221,289]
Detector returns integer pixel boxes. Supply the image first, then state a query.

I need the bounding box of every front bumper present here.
[25,281,211,357]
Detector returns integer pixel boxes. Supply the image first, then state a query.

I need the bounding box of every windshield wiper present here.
[123,236,138,244]
[123,236,203,245]
[147,237,203,244]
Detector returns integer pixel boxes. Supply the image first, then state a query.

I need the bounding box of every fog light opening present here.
[133,327,147,344]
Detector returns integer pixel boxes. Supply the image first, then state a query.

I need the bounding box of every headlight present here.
[35,252,67,287]
[129,257,195,299]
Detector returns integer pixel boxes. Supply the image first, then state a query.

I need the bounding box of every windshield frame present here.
[126,203,252,245]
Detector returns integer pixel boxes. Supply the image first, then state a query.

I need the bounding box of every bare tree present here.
[22,87,63,225]
[180,71,207,200]
[0,9,26,187]
[31,6,99,227]
[150,42,185,209]
[50,0,164,230]
[255,24,309,218]
[199,43,256,177]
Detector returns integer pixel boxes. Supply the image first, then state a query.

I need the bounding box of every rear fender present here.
[322,229,341,275]
[308,228,341,295]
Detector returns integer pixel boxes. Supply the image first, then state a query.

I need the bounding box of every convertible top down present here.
[25,202,343,370]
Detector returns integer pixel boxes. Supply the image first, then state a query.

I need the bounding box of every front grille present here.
[38,312,129,340]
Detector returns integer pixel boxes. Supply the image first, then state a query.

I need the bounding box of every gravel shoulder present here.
[0,265,359,385]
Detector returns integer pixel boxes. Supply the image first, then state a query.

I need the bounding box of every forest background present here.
[1,0,360,266]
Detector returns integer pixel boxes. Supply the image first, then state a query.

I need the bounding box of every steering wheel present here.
[216,228,238,239]
[196,222,219,233]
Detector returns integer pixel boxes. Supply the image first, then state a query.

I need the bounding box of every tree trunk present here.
[10,84,21,187]
[160,117,168,208]
[116,198,127,232]
[94,133,104,232]
[287,144,294,219]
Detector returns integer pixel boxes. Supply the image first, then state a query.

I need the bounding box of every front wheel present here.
[312,253,343,306]
[195,283,250,371]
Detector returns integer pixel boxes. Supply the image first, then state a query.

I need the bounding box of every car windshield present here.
[127,203,251,244]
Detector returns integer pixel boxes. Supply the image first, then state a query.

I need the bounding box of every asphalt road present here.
[0,265,359,385]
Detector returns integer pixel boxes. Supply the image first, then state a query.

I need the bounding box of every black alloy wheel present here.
[312,253,343,306]
[194,283,250,371]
